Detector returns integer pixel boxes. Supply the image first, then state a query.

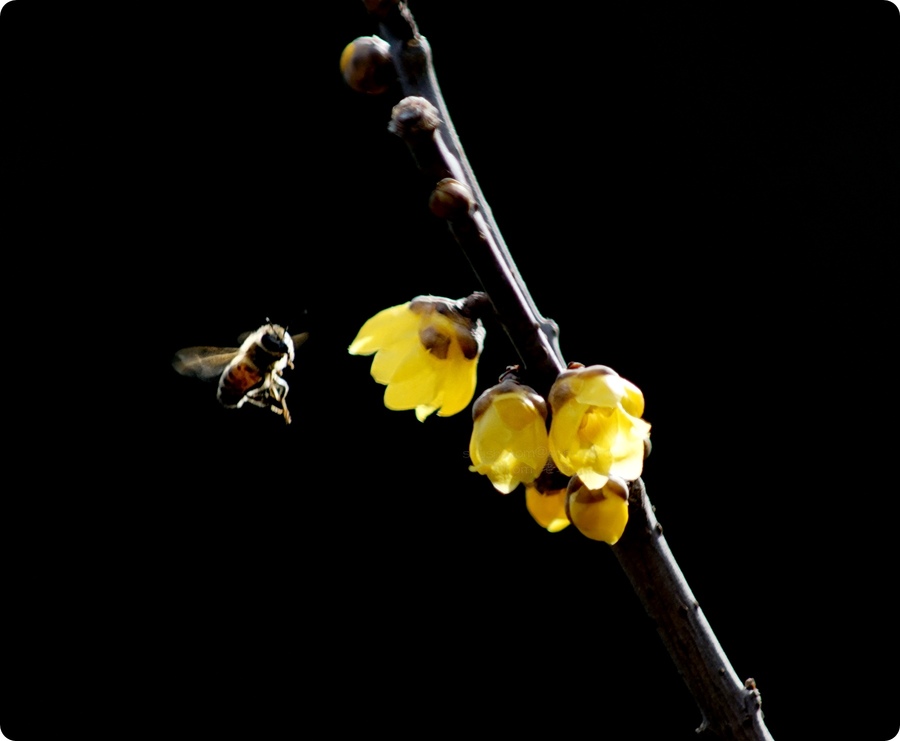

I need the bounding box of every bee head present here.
[260,327,290,355]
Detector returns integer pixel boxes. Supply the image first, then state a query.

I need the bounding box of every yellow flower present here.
[566,475,629,545]
[468,377,549,494]
[548,364,650,490]
[348,296,485,421]
[525,483,570,533]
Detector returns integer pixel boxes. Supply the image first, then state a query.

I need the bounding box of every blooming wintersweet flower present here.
[566,475,630,545]
[468,376,550,494]
[348,295,485,421]
[548,364,651,491]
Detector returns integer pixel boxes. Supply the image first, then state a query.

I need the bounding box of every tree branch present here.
[361,1,563,391]
[352,2,774,737]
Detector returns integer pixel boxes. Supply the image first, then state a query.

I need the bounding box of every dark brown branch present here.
[619,479,775,740]
[389,98,564,394]
[369,3,563,384]
[358,2,774,738]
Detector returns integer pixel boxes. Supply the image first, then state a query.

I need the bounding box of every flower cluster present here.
[348,296,485,422]
[349,299,650,545]
[469,364,650,544]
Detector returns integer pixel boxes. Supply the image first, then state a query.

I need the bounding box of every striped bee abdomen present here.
[217,359,264,408]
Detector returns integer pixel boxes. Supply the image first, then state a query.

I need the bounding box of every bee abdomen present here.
[217,361,263,407]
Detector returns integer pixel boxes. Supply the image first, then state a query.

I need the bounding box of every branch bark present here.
[355,3,774,738]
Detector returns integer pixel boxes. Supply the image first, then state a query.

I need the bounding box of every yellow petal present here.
[620,379,646,417]
[577,405,618,448]
[575,469,610,491]
[369,340,419,384]
[492,393,541,431]
[526,485,570,532]
[608,413,650,480]
[434,352,478,418]
[547,400,587,476]
[574,371,625,408]
[383,364,439,410]
[483,451,522,493]
[415,404,439,422]
[348,303,415,355]
[568,480,629,545]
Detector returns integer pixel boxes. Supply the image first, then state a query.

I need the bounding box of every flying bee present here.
[172,322,308,424]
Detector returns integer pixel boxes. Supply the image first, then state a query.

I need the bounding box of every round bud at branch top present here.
[340,36,393,95]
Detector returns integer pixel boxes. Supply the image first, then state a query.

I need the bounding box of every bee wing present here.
[172,346,239,381]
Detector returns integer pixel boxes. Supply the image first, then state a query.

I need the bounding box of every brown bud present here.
[340,36,393,95]
[429,178,474,220]
[388,96,441,138]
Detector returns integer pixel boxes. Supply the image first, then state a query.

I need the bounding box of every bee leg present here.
[279,388,291,424]
[242,386,271,410]
[265,400,290,424]
[270,375,292,424]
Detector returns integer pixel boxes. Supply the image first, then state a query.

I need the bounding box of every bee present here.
[172,322,308,424]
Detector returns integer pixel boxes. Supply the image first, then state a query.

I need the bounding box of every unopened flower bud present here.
[340,36,393,95]
[429,178,474,220]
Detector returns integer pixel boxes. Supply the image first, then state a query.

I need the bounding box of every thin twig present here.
[357,2,774,738]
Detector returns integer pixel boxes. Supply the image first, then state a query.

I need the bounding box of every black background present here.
[2,1,898,739]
